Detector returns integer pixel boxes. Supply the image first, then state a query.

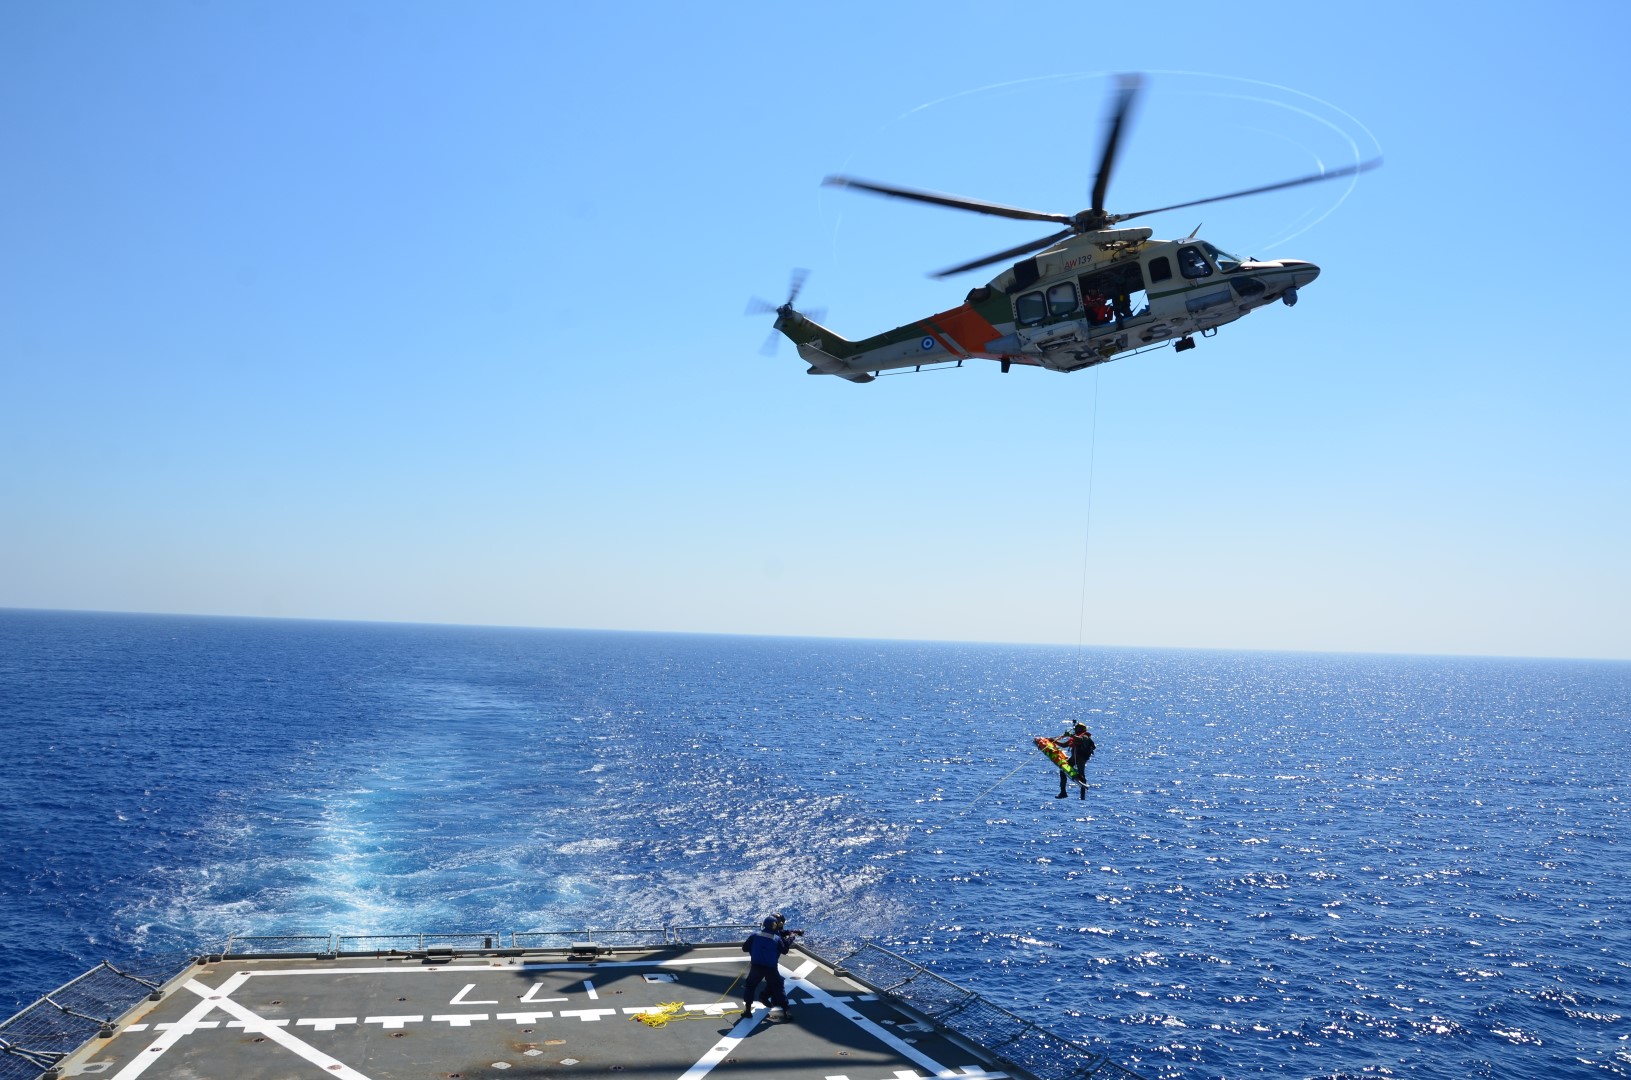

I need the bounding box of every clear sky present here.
[2,2,1627,660]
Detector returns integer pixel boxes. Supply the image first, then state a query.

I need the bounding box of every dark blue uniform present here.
[741,926,791,1015]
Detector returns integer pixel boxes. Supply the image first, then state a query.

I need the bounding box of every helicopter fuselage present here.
[778,229,1320,383]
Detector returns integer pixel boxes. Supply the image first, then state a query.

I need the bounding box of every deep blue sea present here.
[2,609,1628,1078]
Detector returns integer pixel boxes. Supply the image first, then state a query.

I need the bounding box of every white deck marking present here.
[296,1017,358,1031]
[450,983,498,1005]
[109,973,252,1080]
[102,953,1014,1080]
[784,962,981,1080]
[675,1009,760,1080]
[558,1008,618,1021]
[109,976,377,1080]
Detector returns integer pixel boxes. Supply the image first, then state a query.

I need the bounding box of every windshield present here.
[1201,242,1244,272]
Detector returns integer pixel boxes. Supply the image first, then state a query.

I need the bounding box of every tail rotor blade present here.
[786,267,809,308]
[749,269,820,357]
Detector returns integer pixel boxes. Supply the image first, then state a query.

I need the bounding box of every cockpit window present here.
[1177,244,1212,279]
[1200,242,1243,272]
[1015,290,1047,326]
[1046,282,1078,316]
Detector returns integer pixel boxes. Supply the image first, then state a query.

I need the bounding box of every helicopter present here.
[757,75,1379,384]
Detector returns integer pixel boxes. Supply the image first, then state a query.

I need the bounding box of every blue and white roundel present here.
[920,337,935,351]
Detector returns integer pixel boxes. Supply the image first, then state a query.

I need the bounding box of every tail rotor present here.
[747,269,823,356]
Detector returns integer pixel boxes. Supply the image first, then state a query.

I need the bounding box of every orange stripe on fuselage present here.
[920,304,1000,355]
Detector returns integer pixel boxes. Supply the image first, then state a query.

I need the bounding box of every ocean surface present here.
[2,609,1628,1078]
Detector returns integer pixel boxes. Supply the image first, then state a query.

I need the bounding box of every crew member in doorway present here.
[1085,292,1114,326]
[1054,723,1096,800]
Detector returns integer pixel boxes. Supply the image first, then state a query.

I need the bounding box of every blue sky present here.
[2,2,1627,659]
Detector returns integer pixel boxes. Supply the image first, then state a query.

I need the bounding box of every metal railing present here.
[221,933,334,957]
[511,926,667,950]
[334,933,502,955]
[218,923,763,959]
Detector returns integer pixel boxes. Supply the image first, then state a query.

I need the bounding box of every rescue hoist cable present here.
[949,369,1104,817]
[1074,366,1102,683]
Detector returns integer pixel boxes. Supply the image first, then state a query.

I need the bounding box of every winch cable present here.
[949,369,1105,819]
[1075,366,1102,683]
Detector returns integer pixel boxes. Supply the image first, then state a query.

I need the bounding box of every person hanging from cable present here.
[1053,723,1096,800]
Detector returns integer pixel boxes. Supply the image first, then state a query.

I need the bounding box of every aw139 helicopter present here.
[756,75,1379,384]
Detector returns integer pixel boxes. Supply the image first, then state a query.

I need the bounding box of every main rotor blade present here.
[824,175,1072,226]
[1112,157,1383,225]
[1090,73,1143,213]
[931,227,1076,279]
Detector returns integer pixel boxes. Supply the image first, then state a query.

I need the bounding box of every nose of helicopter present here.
[1280,260,1321,288]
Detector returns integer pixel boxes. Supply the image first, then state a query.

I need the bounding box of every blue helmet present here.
[762,916,779,930]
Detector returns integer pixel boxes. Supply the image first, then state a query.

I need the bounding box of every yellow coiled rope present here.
[630,973,747,1028]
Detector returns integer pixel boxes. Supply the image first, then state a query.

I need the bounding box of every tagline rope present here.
[631,972,747,1028]
[953,757,1034,817]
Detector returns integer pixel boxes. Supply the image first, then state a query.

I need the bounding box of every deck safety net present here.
[833,942,1148,1080]
[0,957,191,1080]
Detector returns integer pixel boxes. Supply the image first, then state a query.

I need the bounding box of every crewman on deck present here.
[1054,723,1096,800]
[741,915,795,1020]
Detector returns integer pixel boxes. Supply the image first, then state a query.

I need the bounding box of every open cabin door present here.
[1077,262,1149,327]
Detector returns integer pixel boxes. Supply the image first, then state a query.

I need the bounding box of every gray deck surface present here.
[50,944,1028,1079]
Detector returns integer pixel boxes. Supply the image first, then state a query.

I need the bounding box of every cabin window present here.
[1200,242,1243,272]
[1148,256,1172,283]
[1047,282,1078,316]
[1077,261,1149,325]
[1177,245,1213,279]
[1015,290,1047,326]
